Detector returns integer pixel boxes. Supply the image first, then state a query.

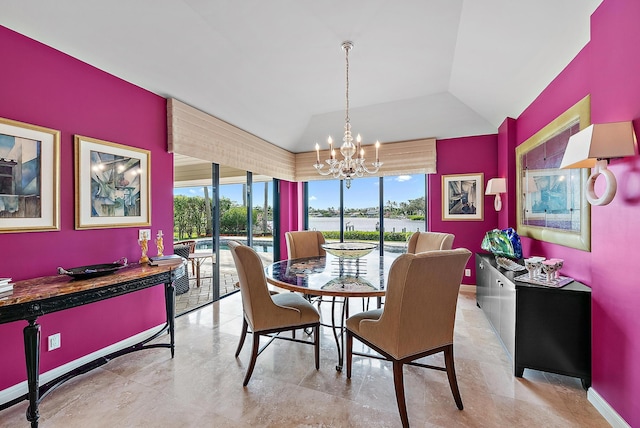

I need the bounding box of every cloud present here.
[309,195,317,201]
[395,175,412,182]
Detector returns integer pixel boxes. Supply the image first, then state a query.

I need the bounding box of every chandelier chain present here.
[345,43,350,125]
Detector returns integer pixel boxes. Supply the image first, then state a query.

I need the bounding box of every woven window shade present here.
[168,98,296,181]
[168,98,437,182]
[295,138,437,182]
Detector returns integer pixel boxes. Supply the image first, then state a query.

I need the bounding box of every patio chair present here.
[346,248,471,428]
[228,240,321,386]
[174,239,197,274]
[172,244,191,295]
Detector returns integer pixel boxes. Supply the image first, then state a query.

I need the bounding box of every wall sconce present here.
[560,121,637,206]
[485,178,507,211]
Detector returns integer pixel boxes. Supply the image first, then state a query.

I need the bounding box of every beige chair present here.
[346,248,471,428]
[285,230,326,259]
[228,240,321,386]
[406,231,454,253]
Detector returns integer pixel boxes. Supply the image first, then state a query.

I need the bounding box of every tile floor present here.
[0,288,609,427]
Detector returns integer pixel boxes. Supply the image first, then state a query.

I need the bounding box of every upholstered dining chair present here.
[228,240,321,386]
[285,230,326,259]
[346,248,471,428]
[406,231,455,253]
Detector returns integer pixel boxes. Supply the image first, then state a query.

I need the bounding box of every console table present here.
[0,260,185,427]
[475,253,591,389]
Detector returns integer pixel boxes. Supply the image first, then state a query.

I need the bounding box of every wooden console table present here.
[0,260,185,428]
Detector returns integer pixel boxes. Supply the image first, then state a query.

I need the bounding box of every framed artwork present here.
[516,95,591,251]
[0,117,60,233]
[442,173,484,221]
[75,135,151,229]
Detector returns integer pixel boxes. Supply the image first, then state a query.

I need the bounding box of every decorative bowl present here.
[321,242,377,259]
[58,257,128,279]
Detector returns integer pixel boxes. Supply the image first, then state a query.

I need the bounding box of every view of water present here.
[309,217,425,233]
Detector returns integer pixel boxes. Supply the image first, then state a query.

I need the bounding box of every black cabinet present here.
[475,253,591,388]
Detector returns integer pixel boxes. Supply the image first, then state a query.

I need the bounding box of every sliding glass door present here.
[173,156,274,315]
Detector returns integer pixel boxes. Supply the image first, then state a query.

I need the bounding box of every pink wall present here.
[0,27,172,390]
[278,181,303,259]
[429,134,499,285]
[515,0,640,424]
[497,118,517,230]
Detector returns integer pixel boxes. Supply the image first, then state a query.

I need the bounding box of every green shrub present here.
[319,230,411,242]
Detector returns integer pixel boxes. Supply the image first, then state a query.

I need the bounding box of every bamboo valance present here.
[168,98,437,182]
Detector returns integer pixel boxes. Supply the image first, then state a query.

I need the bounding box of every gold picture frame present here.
[0,117,60,233]
[442,173,484,221]
[516,95,591,251]
[75,135,151,229]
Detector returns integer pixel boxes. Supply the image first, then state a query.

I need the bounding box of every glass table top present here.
[265,252,398,297]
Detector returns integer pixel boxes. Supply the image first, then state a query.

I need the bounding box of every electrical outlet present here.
[48,333,61,351]
[464,268,471,277]
[138,229,151,240]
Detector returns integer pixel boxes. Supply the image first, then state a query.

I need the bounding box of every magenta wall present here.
[278,181,302,259]
[0,27,172,390]
[428,134,499,285]
[497,118,517,230]
[515,0,640,424]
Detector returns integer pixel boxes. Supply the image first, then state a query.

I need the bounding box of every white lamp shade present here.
[560,121,637,169]
[485,177,506,195]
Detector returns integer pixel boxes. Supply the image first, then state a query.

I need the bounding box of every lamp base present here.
[586,159,617,206]
[494,194,502,211]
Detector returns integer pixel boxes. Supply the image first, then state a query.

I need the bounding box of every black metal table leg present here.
[24,318,41,428]
[331,297,348,372]
[165,280,176,357]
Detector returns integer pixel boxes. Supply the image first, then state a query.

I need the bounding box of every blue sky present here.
[308,175,424,209]
[173,175,424,209]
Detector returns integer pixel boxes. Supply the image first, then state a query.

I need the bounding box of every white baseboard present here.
[588,387,631,428]
[0,324,165,406]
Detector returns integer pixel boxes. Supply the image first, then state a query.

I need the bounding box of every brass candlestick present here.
[139,237,149,264]
[156,230,164,257]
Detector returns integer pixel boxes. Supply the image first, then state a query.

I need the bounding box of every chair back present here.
[228,241,275,330]
[360,249,471,359]
[285,231,326,259]
[173,244,190,259]
[172,244,191,295]
[406,231,454,253]
[175,240,196,253]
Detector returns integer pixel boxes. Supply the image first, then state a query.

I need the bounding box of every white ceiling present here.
[1,0,602,154]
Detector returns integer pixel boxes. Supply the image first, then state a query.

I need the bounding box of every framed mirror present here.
[515,95,591,251]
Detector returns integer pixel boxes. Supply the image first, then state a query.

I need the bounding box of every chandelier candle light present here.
[314,41,382,189]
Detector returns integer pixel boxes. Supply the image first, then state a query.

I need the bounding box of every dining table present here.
[264,250,399,371]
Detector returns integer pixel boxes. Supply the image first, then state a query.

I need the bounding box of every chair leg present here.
[314,324,320,370]
[444,344,464,410]
[392,361,409,428]
[346,331,353,379]
[243,332,260,386]
[235,318,248,358]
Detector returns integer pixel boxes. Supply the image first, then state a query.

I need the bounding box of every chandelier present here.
[314,41,382,189]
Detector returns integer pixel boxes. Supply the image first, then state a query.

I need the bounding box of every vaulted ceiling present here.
[1,0,602,157]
